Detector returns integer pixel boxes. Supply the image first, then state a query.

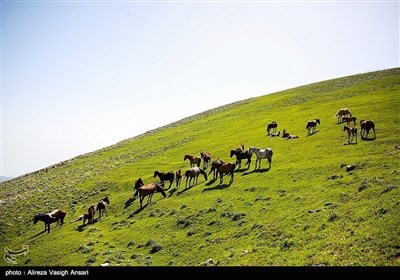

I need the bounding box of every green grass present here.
[1,68,399,266]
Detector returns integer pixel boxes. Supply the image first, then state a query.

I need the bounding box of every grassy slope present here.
[0,68,399,266]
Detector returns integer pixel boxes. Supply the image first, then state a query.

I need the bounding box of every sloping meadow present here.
[1,68,399,266]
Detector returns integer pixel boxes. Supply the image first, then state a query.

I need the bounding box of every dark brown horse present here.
[33,209,66,233]
[153,170,174,189]
[184,154,201,168]
[134,178,166,208]
[343,125,357,144]
[360,120,376,139]
[306,119,320,135]
[175,169,183,189]
[208,158,225,180]
[342,116,357,126]
[266,121,278,135]
[184,167,208,188]
[200,152,212,169]
[96,196,110,219]
[230,149,252,169]
[217,162,236,185]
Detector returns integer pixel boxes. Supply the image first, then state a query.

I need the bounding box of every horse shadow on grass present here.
[128,203,150,218]
[202,183,231,192]
[242,168,270,176]
[74,218,100,232]
[343,142,358,146]
[306,130,319,137]
[124,197,135,209]
[168,188,178,197]
[361,137,376,142]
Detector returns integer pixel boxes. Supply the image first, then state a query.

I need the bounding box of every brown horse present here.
[184,167,208,188]
[153,170,174,189]
[343,125,357,144]
[175,169,183,189]
[184,154,201,168]
[33,209,66,233]
[208,158,225,180]
[306,119,320,135]
[71,204,96,225]
[134,178,166,208]
[217,162,236,185]
[334,108,352,123]
[96,196,110,219]
[360,120,376,139]
[200,152,212,169]
[342,116,357,126]
[266,121,278,135]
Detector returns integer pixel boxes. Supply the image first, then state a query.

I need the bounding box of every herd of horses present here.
[33,107,376,233]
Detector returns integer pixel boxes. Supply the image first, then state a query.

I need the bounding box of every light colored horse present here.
[248,147,273,170]
[343,125,357,144]
[334,108,352,123]
[184,167,208,188]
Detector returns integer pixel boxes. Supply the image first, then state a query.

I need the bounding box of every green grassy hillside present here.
[1,68,399,266]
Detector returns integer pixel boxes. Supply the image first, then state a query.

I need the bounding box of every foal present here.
[96,196,110,219]
[134,178,166,208]
[200,152,212,169]
[343,125,358,144]
[184,154,201,168]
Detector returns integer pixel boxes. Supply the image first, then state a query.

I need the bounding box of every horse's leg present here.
[219,173,223,185]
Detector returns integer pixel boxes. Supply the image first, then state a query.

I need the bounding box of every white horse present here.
[248,147,273,170]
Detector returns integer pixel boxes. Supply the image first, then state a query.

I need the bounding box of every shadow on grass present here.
[124,197,135,209]
[361,137,376,141]
[306,130,319,137]
[343,142,358,145]
[202,183,232,192]
[242,167,271,176]
[168,187,178,197]
[128,203,150,218]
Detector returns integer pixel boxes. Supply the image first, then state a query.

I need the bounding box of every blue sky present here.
[1,1,399,178]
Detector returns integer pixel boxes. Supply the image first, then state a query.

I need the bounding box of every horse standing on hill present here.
[248,147,273,170]
[217,162,236,185]
[230,149,252,169]
[134,178,166,208]
[343,125,358,144]
[342,116,357,126]
[360,120,376,139]
[96,196,110,219]
[334,108,352,123]
[200,152,212,169]
[306,119,320,135]
[184,154,201,168]
[153,170,175,189]
[184,167,208,188]
[33,209,66,234]
[266,121,278,135]
[175,169,183,189]
[208,158,225,180]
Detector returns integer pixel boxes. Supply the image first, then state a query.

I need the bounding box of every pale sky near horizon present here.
[1,1,399,178]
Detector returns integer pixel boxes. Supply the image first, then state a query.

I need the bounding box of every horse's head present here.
[230,150,235,158]
[316,119,320,124]
[103,196,110,204]
[184,155,189,161]
[153,171,158,178]
[33,214,39,224]
[134,178,144,190]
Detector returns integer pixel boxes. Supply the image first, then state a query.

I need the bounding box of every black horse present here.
[153,170,175,189]
[33,209,66,234]
[230,149,252,169]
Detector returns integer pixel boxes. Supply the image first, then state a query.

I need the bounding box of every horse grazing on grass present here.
[71,205,96,225]
[306,119,320,135]
[248,147,273,170]
[200,152,212,169]
[175,169,183,189]
[342,116,357,126]
[33,209,66,234]
[360,120,376,140]
[134,178,166,208]
[184,154,201,168]
[217,162,236,185]
[96,196,110,219]
[334,108,352,123]
[184,167,208,188]
[266,121,278,135]
[230,149,252,169]
[343,125,357,144]
[208,158,225,180]
[153,170,174,189]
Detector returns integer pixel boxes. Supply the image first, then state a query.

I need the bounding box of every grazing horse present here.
[208,158,225,180]
[360,120,376,139]
[266,121,278,135]
[71,205,96,225]
[175,169,183,189]
[33,209,66,234]
[153,170,175,189]
[342,116,357,126]
[230,149,252,169]
[334,107,352,123]
[184,167,208,188]
[200,152,212,169]
[248,147,273,170]
[217,162,236,185]
[306,119,320,135]
[96,196,110,219]
[134,178,166,208]
[184,154,201,168]
[343,125,358,144]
